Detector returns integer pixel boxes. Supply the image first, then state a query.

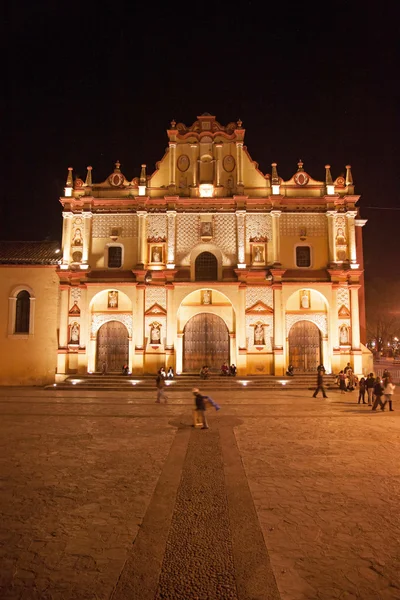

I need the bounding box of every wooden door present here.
[183,313,229,372]
[288,321,321,372]
[96,321,129,372]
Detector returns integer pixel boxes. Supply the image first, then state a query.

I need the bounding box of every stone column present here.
[326,211,336,264]
[137,211,148,267]
[176,333,184,375]
[166,210,177,267]
[235,210,246,266]
[273,284,284,375]
[135,285,145,348]
[62,212,73,265]
[271,210,282,264]
[237,284,247,349]
[322,336,331,374]
[330,285,340,350]
[229,333,237,367]
[166,285,175,348]
[59,286,69,348]
[346,211,358,266]
[82,212,92,265]
[236,142,244,186]
[349,284,361,350]
[169,142,176,188]
[215,144,222,187]
[190,144,198,187]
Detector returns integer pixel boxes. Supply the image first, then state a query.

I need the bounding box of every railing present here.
[375,367,400,383]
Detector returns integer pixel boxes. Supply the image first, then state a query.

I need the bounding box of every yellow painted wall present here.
[0,267,59,385]
[280,236,328,269]
[90,238,137,269]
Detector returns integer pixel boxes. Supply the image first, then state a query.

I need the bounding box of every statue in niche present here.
[202,290,211,305]
[254,323,265,345]
[70,322,80,344]
[151,323,161,344]
[340,325,349,345]
[108,290,118,308]
[200,221,212,237]
[336,227,346,245]
[152,247,161,262]
[254,246,263,262]
[73,228,82,246]
[300,290,310,309]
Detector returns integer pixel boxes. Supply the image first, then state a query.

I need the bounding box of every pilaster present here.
[81,212,92,265]
[169,142,177,188]
[166,210,177,267]
[190,144,198,187]
[62,212,73,265]
[346,211,358,266]
[215,144,222,187]
[235,210,246,267]
[271,210,282,264]
[326,210,337,264]
[137,211,148,267]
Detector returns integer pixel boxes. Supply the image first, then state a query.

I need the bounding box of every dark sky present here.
[4,1,400,283]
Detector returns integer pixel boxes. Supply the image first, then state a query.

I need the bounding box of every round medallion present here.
[336,176,345,186]
[109,173,124,187]
[177,154,190,172]
[294,172,309,186]
[223,155,236,172]
[74,178,84,188]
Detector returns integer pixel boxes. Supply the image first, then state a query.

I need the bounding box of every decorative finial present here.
[345,165,353,186]
[271,162,279,185]
[297,160,304,171]
[139,164,147,185]
[66,167,73,187]
[85,166,92,187]
[115,160,121,171]
[325,164,333,185]
[171,119,176,129]
[237,118,243,128]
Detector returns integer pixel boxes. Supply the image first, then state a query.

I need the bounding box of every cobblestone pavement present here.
[0,387,399,599]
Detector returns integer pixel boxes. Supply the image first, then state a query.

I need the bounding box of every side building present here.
[0,114,372,384]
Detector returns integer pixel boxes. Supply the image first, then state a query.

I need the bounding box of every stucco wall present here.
[0,266,59,385]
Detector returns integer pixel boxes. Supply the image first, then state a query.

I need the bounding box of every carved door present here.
[288,321,321,372]
[96,321,129,372]
[183,313,229,372]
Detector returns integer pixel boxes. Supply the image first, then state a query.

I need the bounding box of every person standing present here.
[192,388,209,429]
[357,377,366,404]
[366,373,375,406]
[155,372,168,403]
[371,377,384,411]
[338,370,347,394]
[312,367,328,398]
[381,376,396,411]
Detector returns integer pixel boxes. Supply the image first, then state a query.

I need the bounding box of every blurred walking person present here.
[312,366,328,398]
[371,377,384,411]
[366,372,375,406]
[155,372,168,403]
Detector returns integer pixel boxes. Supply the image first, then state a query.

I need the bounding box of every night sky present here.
[5,1,400,284]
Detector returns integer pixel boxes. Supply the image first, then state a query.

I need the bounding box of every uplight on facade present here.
[64,187,72,197]
[138,185,146,196]
[272,185,280,195]
[327,185,335,195]
[199,184,214,198]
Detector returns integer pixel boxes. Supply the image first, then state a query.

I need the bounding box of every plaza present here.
[0,385,399,599]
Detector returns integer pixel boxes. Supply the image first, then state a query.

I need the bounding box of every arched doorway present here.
[96,321,129,372]
[183,313,229,372]
[195,252,218,281]
[288,321,321,372]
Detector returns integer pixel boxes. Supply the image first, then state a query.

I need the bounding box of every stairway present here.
[46,372,338,392]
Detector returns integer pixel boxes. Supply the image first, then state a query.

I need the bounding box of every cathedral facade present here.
[0,115,372,384]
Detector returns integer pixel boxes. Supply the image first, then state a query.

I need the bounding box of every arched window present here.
[8,286,35,337]
[15,290,30,333]
[195,252,218,281]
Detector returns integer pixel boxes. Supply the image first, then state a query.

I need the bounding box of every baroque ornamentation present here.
[147,214,167,239]
[336,287,350,309]
[280,214,327,237]
[246,214,272,242]
[286,313,327,336]
[145,287,166,311]
[214,215,236,263]
[92,215,138,238]
[176,215,200,265]
[246,315,273,350]
[91,313,132,337]
[246,287,273,309]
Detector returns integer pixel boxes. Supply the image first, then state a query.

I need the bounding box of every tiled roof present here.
[0,241,61,265]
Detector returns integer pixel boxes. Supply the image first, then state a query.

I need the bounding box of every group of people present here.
[220,362,237,376]
[355,371,395,411]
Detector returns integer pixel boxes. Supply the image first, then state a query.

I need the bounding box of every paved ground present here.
[0,386,399,600]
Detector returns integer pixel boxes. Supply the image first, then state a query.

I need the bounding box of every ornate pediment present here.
[68,301,81,316]
[145,303,167,316]
[338,304,351,318]
[246,301,273,315]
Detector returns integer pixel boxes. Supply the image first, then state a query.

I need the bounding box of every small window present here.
[15,290,30,333]
[296,246,311,267]
[108,246,122,268]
